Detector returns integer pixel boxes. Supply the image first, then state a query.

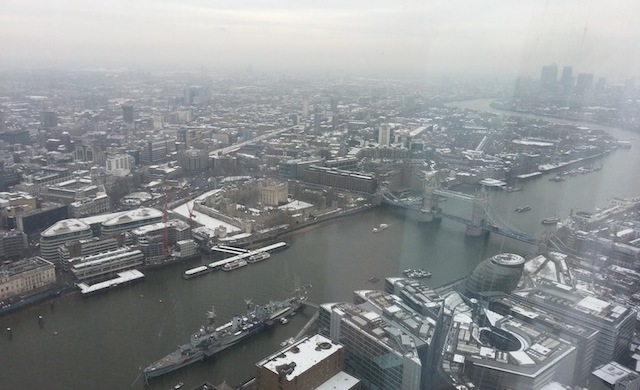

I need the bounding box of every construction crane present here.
[162,179,170,259]
[183,188,196,238]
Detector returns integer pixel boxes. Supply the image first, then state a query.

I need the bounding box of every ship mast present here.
[206,306,216,326]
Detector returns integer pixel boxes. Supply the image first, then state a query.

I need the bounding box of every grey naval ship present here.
[143,286,310,380]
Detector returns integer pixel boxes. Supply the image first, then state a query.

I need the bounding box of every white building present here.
[101,207,164,236]
[71,247,144,281]
[40,219,93,264]
[105,154,133,177]
[378,124,391,146]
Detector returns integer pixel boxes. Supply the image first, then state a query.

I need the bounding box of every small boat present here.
[506,187,522,193]
[549,175,565,182]
[403,268,432,278]
[514,205,531,212]
[174,382,184,389]
[372,223,389,233]
[280,317,289,324]
[280,337,295,347]
[541,216,561,225]
[247,252,270,263]
[221,259,248,271]
[368,276,379,283]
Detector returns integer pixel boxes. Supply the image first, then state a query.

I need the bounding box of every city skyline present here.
[1,0,639,81]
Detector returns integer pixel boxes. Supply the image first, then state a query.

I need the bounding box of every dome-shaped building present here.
[465,253,525,296]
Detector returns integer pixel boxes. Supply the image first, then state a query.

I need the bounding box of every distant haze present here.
[1,0,638,81]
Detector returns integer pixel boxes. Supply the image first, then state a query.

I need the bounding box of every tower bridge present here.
[380,177,540,246]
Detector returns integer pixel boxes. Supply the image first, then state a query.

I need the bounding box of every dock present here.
[210,245,249,255]
[77,270,145,295]
[183,242,287,279]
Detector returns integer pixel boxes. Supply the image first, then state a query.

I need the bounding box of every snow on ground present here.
[171,189,241,234]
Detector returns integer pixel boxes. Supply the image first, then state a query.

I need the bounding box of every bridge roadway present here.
[381,195,539,245]
[209,126,293,156]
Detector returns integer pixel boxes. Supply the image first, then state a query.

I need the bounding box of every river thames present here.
[1,99,639,390]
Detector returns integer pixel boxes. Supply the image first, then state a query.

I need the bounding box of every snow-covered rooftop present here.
[42,219,91,237]
[259,334,342,381]
[102,207,163,227]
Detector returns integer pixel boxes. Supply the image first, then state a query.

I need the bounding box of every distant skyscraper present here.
[41,111,58,129]
[595,77,606,93]
[330,97,338,113]
[561,66,573,93]
[313,105,322,132]
[541,64,558,86]
[0,111,6,131]
[378,124,391,146]
[122,105,135,124]
[576,73,595,94]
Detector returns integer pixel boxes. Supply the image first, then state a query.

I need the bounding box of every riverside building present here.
[40,219,93,265]
[101,207,163,236]
[255,334,359,390]
[0,257,56,301]
[59,236,122,272]
[318,301,424,390]
[70,247,143,281]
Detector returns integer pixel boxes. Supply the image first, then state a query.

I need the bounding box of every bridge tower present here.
[420,176,441,222]
[466,187,488,236]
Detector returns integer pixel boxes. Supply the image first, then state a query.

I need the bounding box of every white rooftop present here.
[576,295,610,313]
[102,207,163,227]
[509,350,535,366]
[259,334,342,381]
[593,361,635,385]
[42,219,91,237]
[80,210,128,226]
[278,200,314,211]
[315,371,360,390]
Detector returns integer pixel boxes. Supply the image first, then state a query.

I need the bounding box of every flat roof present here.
[315,371,360,389]
[258,334,342,380]
[0,256,54,277]
[593,362,635,385]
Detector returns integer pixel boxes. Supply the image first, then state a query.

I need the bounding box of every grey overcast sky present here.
[1,0,638,81]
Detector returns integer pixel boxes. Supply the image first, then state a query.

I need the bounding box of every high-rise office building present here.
[561,66,574,93]
[595,77,607,93]
[576,73,595,94]
[0,111,6,131]
[514,280,635,370]
[314,105,322,132]
[122,105,135,124]
[541,64,558,86]
[41,111,58,129]
[318,296,428,390]
[378,124,391,146]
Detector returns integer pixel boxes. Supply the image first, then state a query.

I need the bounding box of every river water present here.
[1,99,640,390]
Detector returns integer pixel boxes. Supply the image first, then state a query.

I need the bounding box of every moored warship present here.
[143,286,310,380]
